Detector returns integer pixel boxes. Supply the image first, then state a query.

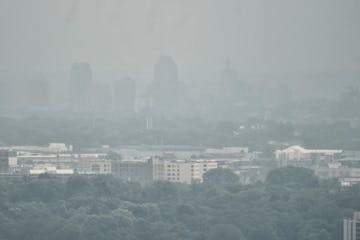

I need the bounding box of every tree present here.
[209,224,246,240]
[105,152,122,161]
[266,166,318,188]
[203,168,239,186]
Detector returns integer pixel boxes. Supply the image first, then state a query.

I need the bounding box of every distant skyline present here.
[0,0,360,75]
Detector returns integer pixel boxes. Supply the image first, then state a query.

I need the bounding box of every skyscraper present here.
[112,77,136,114]
[220,58,239,101]
[149,56,179,112]
[69,62,93,112]
[344,212,360,240]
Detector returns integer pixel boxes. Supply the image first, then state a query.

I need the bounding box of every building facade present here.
[153,159,218,184]
[112,159,153,183]
[69,62,93,112]
[148,56,179,112]
[0,150,9,174]
[275,145,343,166]
[76,157,111,174]
[344,212,360,240]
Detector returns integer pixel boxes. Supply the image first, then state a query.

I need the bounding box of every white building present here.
[153,159,218,184]
[48,143,72,152]
[205,147,249,158]
[275,145,342,164]
[0,143,72,153]
[29,165,74,175]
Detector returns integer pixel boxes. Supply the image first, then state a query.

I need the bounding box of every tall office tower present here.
[220,58,239,101]
[149,56,179,112]
[344,212,360,240]
[27,78,49,108]
[0,150,9,174]
[113,77,136,114]
[69,62,93,112]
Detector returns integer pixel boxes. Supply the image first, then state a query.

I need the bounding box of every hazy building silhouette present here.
[220,58,239,101]
[27,78,49,108]
[113,77,136,114]
[149,56,179,112]
[69,62,93,112]
[0,150,9,174]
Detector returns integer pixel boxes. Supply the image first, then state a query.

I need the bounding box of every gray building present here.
[69,62,93,112]
[219,58,239,102]
[149,56,179,112]
[111,159,153,183]
[344,212,360,240]
[0,150,9,174]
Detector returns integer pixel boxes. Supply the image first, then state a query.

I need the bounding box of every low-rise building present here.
[314,164,360,180]
[153,159,218,184]
[112,158,153,182]
[29,165,74,175]
[275,145,343,166]
[205,147,249,158]
[76,157,111,174]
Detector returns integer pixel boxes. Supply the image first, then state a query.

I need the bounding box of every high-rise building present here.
[69,62,93,111]
[344,212,360,240]
[221,58,238,84]
[113,77,136,114]
[0,150,9,174]
[220,58,239,101]
[149,56,179,111]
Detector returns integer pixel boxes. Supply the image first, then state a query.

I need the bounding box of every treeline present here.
[0,167,359,240]
[1,116,360,150]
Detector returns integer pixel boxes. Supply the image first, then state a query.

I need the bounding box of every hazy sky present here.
[0,0,359,75]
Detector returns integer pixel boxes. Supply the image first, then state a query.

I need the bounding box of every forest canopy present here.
[0,167,358,240]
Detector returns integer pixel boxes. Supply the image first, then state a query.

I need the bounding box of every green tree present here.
[203,168,239,186]
[209,224,246,240]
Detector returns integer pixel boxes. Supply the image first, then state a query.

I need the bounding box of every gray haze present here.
[0,0,360,74]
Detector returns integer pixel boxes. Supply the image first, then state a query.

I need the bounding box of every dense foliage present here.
[0,167,359,240]
[1,116,360,150]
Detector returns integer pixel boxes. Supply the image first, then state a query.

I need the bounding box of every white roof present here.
[278,145,342,154]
